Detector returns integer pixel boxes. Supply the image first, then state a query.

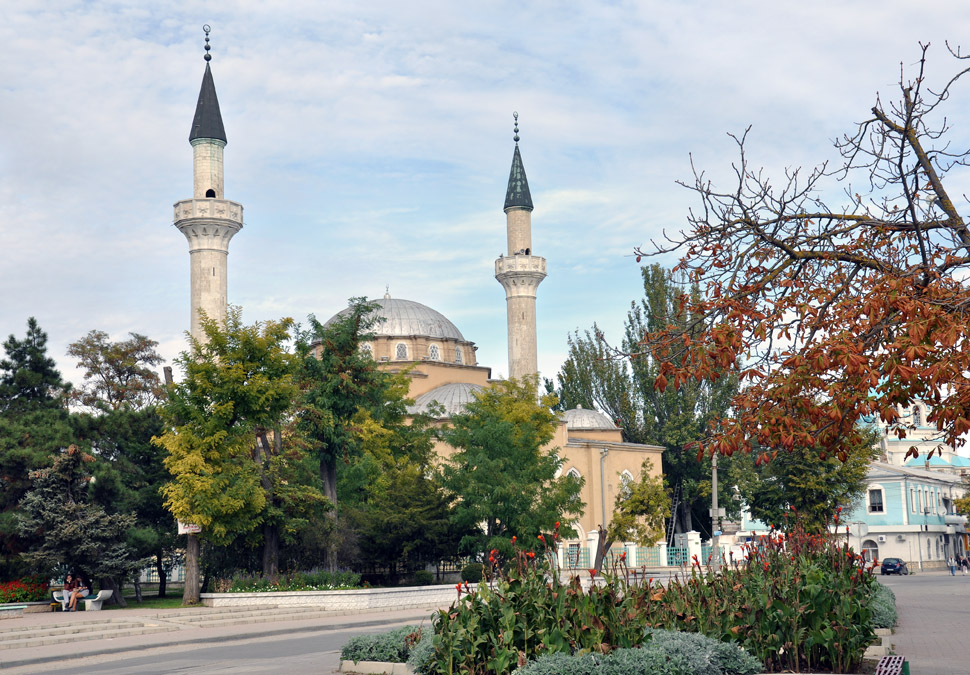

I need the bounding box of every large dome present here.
[325,294,466,341]
[408,382,485,417]
[563,405,619,430]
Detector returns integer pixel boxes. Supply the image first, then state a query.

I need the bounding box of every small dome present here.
[408,382,484,417]
[325,294,465,341]
[563,405,618,430]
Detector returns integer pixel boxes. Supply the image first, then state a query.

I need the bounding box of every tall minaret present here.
[495,113,546,380]
[174,26,243,341]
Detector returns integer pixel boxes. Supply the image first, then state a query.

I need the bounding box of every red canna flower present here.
[538,534,545,543]
[511,535,516,543]
[526,551,535,559]
[588,569,597,577]
[555,521,560,529]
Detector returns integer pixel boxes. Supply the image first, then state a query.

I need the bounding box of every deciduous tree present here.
[635,44,970,464]
[592,459,670,572]
[439,377,584,559]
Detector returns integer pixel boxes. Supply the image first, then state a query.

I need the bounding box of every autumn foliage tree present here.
[637,44,970,464]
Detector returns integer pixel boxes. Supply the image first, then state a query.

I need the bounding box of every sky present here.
[3,1,970,389]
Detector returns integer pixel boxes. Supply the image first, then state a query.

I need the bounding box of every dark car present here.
[881,557,909,575]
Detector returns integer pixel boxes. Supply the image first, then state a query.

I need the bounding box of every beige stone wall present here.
[559,438,664,541]
[506,207,532,254]
[192,138,225,198]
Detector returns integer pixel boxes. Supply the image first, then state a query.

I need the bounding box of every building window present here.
[428,344,441,361]
[567,468,581,481]
[868,489,884,513]
[619,471,635,500]
[912,406,922,426]
[911,488,916,513]
[455,347,463,364]
[360,343,373,359]
[861,539,879,562]
[395,343,408,360]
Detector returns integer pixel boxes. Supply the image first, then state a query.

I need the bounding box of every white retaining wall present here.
[201,584,457,611]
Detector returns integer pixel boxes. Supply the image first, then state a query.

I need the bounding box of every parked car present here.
[881,557,909,575]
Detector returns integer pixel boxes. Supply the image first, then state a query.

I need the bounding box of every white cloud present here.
[2,0,970,390]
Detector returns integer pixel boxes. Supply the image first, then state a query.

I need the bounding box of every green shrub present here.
[407,631,436,674]
[869,581,897,629]
[225,569,360,592]
[515,631,761,675]
[340,625,421,663]
[515,648,694,675]
[642,629,762,675]
[460,563,484,583]
[413,570,434,586]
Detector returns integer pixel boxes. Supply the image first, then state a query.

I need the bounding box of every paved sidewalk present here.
[0,604,444,671]
[878,568,970,675]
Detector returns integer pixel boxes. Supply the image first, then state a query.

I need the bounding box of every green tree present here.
[593,459,670,571]
[17,445,146,592]
[729,427,880,533]
[155,309,318,601]
[554,265,739,537]
[339,394,464,582]
[69,330,176,601]
[66,330,164,411]
[0,318,74,577]
[294,299,402,568]
[439,377,584,559]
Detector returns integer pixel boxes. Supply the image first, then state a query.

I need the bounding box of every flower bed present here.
[420,516,879,673]
[0,576,49,603]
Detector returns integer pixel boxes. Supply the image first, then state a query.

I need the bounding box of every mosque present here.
[173,30,664,558]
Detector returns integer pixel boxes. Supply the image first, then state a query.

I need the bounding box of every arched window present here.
[912,405,922,427]
[205,188,216,198]
[455,347,463,364]
[395,343,408,360]
[567,468,581,481]
[428,344,441,361]
[619,471,635,499]
[360,343,373,359]
[861,539,879,562]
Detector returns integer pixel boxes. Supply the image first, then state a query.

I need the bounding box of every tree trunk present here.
[133,576,143,603]
[321,458,339,572]
[183,534,200,605]
[101,577,126,607]
[156,553,167,598]
[262,523,280,583]
[592,525,612,574]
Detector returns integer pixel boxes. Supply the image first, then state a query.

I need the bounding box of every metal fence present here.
[636,546,663,567]
[666,546,690,566]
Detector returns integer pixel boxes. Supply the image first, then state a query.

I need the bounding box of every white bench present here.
[52,590,69,611]
[83,590,113,611]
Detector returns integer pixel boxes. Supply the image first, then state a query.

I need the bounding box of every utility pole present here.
[710,453,723,573]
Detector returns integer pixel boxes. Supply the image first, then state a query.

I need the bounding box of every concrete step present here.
[189,609,352,628]
[152,606,325,624]
[0,619,146,641]
[0,624,175,650]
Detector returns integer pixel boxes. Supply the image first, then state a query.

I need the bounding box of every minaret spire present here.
[495,112,546,380]
[174,26,243,341]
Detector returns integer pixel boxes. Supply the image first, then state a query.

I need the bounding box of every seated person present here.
[60,573,77,610]
[68,576,90,612]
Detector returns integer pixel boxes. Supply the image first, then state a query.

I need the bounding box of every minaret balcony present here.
[174,198,244,226]
[495,254,547,277]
